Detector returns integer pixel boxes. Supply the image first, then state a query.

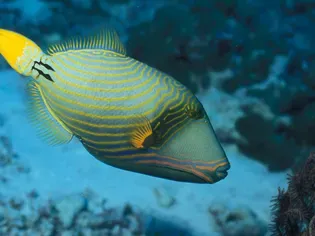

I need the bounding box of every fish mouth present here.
[215,163,230,179]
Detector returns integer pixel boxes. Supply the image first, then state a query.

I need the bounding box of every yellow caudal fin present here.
[26,80,74,146]
[0,28,42,75]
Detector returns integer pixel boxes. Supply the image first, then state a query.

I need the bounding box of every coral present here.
[0,189,193,235]
[222,51,274,93]
[0,191,146,235]
[0,134,30,177]
[208,202,268,236]
[126,0,280,94]
[126,2,213,93]
[234,106,301,171]
[270,152,315,236]
[153,187,176,209]
[106,0,130,4]
[274,53,315,147]
[281,103,315,146]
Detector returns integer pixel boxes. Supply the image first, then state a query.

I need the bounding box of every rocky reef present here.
[0,191,145,235]
[209,202,268,236]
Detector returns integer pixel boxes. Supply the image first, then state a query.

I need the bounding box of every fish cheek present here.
[150,119,228,183]
[144,147,215,183]
[131,159,212,183]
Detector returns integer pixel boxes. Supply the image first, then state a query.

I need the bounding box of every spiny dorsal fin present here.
[46,27,126,56]
[26,80,74,146]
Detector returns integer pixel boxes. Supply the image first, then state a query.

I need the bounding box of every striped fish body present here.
[0,28,230,183]
[39,50,195,154]
[38,49,229,183]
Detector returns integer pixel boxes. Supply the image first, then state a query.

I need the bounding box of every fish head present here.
[0,29,42,76]
[153,115,230,184]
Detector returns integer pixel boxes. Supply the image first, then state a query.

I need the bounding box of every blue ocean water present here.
[0,0,313,235]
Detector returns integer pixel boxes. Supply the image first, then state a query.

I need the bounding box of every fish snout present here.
[215,161,230,180]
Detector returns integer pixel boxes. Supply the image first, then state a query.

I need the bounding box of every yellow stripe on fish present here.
[0,27,230,184]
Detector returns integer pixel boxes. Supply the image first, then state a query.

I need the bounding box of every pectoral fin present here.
[130,115,161,149]
[26,81,73,145]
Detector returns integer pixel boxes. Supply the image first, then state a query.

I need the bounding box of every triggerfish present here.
[0,28,230,183]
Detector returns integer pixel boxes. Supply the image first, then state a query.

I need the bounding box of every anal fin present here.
[26,81,73,146]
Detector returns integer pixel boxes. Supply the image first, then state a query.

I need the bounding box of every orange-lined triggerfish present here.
[0,27,230,183]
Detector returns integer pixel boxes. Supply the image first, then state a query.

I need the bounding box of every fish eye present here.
[184,103,204,120]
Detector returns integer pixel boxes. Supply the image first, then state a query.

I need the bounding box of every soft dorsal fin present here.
[26,80,74,146]
[46,27,126,56]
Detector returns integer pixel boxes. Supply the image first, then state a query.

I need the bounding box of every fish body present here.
[0,28,230,183]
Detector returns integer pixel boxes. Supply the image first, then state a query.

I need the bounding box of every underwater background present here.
[1,0,315,235]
